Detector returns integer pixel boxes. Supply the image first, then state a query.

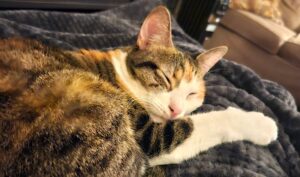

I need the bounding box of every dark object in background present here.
[0,0,134,10]
[0,0,228,43]
[167,0,229,43]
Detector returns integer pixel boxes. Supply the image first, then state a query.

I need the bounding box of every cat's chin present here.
[150,114,185,123]
[150,115,166,123]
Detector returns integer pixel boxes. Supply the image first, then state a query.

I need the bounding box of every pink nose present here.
[169,104,182,118]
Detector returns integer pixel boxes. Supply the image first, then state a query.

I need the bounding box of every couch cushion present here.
[279,34,300,68]
[229,0,283,24]
[204,26,300,104]
[221,9,295,54]
[280,0,300,32]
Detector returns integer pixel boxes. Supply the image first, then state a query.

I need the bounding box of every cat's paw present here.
[247,112,278,145]
[227,107,278,146]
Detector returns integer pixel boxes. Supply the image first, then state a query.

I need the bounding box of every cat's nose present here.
[169,104,182,118]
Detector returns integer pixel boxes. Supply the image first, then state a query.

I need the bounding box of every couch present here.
[204,2,300,105]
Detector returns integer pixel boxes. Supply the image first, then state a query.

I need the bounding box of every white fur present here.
[149,107,278,166]
[111,51,147,99]
[111,52,168,121]
[170,79,204,117]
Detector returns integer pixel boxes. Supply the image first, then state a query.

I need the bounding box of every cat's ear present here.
[196,46,228,74]
[137,6,174,50]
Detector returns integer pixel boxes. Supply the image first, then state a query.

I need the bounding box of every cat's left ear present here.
[137,6,174,50]
[196,46,228,75]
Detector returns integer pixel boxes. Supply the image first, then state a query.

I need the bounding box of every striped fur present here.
[0,35,198,176]
[0,38,147,177]
[0,6,226,176]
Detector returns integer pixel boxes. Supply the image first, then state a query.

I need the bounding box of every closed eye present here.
[148,83,160,88]
[135,61,158,69]
[156,70,172,90]
[187,92,197,98]
[162,72,171,86]
[188,92,197,96]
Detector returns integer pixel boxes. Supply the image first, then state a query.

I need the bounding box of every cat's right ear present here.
[137,6,174,50]
[196,46,228,75]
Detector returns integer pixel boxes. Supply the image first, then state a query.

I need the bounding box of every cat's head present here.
[121,6,227,122]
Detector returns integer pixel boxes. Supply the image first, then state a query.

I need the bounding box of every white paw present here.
[227,107,278,146]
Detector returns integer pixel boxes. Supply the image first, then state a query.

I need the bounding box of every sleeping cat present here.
[0,6,277,177]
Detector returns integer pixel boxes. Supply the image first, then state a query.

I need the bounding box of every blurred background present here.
[0,0,299,108]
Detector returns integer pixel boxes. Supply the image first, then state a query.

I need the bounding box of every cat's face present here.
[120,6,227,122]
[127,47,205,122]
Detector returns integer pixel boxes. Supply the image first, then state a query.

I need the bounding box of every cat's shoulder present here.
[69,48,128,63]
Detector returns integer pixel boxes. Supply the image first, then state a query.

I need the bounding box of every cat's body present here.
[0,38,147,177]
[0,6,278,177]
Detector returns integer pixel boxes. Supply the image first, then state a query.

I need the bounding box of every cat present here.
[0,6,277,177]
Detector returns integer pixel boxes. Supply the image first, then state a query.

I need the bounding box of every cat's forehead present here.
[153,48,197,77]
[129,47,197,72]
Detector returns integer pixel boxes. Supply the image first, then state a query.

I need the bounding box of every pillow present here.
[279,0,300,32]
[229,0,283,24]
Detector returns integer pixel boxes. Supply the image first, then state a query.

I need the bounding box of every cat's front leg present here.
[149,107,278,166]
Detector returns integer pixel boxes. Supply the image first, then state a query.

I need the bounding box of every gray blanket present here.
[0,0,300,176]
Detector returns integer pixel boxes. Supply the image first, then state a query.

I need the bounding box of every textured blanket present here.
[0,0,300,176]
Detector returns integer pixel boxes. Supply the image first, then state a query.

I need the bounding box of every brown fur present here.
[0,37,198,176]
[0,38,146,177]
